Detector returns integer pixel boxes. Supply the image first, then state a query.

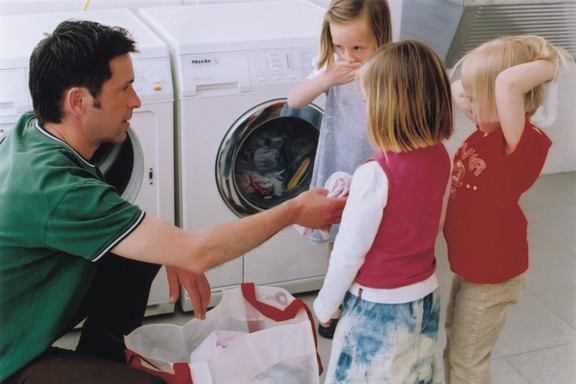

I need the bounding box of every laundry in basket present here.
[125,283,323,384]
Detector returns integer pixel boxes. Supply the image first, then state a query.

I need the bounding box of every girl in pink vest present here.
[443,35,573,384]
[313,39,453,383]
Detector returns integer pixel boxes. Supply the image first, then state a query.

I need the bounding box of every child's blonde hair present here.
[454,35,572,122]
[317,0,392,69]
[360,39,453,153]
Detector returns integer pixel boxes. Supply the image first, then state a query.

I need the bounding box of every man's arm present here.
[112,188,345,273]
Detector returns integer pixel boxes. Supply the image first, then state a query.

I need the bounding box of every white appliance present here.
[0,0,183,15]
[0,8,175,316]
[140,0,329,310]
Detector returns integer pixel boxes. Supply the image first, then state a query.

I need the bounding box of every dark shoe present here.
[318,318,339,339]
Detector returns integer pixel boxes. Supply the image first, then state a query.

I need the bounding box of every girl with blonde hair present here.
[288,0,393,339]
[443,35,574,384]
[314,39,453,383]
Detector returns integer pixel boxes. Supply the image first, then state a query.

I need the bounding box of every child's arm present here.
[287,75,333,109]
[495,59,557,154]
[287,54,361,109]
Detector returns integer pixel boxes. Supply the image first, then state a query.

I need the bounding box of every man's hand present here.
[292,188,347,230]
[166,267,211,320]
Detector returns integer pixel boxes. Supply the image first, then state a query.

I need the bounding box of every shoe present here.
[318,318,339,339]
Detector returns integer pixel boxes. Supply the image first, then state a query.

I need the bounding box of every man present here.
[0,20,345,384]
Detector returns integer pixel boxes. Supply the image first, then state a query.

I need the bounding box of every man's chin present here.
[114,131,129,144]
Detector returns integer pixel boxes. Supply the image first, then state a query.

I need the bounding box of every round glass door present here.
[91,128,144,204]
[216,99,323,217]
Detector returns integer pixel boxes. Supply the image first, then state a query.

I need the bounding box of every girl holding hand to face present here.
[288,0,393,339]
[314,39,453,383]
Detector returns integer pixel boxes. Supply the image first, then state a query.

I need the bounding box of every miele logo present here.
[190,58,212,65]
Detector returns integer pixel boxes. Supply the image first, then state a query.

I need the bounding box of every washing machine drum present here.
[217,99,323,217]
[91,128,144,204]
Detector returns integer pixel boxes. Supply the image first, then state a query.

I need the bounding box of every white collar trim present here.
[34,121,95,168]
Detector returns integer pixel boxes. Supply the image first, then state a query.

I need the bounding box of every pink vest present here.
[355,144,450,289]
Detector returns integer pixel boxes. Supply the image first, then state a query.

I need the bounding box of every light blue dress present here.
[309,79,375,244]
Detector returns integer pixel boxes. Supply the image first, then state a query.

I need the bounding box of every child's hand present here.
[325,54,362,86]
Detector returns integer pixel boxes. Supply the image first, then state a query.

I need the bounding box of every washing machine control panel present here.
[132,58,174,102]
[177,48,318,97]
[248,48,317,90]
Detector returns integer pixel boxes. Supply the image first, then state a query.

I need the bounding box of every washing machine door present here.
[91,128,144,204]
[0,125,144,203]
[216,99,322,217]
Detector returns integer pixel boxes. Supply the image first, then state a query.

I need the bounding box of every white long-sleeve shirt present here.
[313,161,438,323]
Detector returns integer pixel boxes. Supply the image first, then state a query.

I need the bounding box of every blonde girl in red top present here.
[443,35,574,384]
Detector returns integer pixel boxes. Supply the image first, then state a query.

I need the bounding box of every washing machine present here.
[140,0,329,310]
[0,8,175,316]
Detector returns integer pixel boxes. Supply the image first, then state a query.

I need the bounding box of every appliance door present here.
[91,129,144,203]
[216,99,323,217]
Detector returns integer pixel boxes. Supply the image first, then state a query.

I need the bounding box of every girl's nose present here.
[342,50,357,63]
[465,102,474,115]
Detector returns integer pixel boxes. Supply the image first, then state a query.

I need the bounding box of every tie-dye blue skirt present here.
[324,290,440,383]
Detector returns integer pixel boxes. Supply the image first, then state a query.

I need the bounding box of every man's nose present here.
[131,91,142,109]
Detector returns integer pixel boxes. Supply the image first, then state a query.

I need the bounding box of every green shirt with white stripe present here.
[0,111,144,380]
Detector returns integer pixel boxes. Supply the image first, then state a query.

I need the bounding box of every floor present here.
[55,171,576,383]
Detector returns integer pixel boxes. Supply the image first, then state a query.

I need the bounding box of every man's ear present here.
[63,87,89,116]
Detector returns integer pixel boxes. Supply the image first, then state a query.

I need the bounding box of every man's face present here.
[84,53,141,146]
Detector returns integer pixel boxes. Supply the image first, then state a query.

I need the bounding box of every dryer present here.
[0,8,175,316]
[140,0,329,310]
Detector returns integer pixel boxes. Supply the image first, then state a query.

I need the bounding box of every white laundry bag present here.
[125,283,322,384]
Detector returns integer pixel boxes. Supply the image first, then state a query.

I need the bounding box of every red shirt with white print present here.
[443,118,552,284]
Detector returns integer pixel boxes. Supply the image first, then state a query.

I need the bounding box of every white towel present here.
[294,171,352,239]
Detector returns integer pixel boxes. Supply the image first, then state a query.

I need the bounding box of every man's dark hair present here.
[29,19,138,124]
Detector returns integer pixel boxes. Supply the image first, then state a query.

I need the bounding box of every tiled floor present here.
[55,171,576,383]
